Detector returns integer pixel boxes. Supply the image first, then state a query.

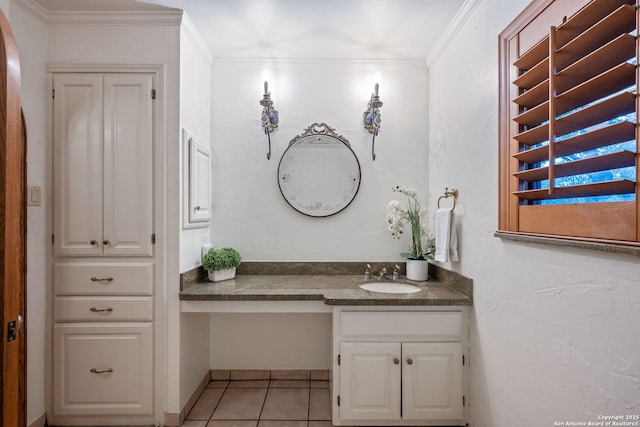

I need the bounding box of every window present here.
[498,0,639,246]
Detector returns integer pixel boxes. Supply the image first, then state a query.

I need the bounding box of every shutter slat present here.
[514,36,549,70]
[556,62,635,113]
[557,33,636,87]
[555,119,635,158]
[514,58,549,89]
[555,91,635,137]
[514,150,636,182]
[514,123,548,145]
[514,179,635,200]
[514,100,549,127]
[514,120,635,164]
[513,79,549,108]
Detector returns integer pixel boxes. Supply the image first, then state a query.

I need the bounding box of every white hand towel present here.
[434,208,458,262]
[449,212,459,262]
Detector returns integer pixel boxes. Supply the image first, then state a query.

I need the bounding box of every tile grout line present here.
[254,372,272,425]
[207,380,229,425]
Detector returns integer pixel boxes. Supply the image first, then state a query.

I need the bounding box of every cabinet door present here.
[188,135,212,223]
[53,323,153,415]
[339,342,401,421]
[103,75,153,256]
[53,74,103,256]
[402,342,463,421]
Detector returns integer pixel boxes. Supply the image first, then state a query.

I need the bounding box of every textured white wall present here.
[210,59,429,261]
[179,18,212,273]
[210,313,331,370]
[9,2,48,425]
[428,0,640,425]
[179,19,212,408]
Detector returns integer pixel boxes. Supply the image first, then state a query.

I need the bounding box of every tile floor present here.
[182,370,332,427]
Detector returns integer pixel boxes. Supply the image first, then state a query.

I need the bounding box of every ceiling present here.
[33,0,467,59]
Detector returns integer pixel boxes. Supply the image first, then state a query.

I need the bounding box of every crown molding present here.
[46,9,183,26]
[181,13,213,64]
[427,0,481,66]
[11,0,48,23]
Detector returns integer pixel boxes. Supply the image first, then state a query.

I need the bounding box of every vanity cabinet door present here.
[402,342,463,421]
[339,342,401,421]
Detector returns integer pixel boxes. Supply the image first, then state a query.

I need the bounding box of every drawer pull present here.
[90,368,113,374]
[90,277,114,282]
[89,307,113,313]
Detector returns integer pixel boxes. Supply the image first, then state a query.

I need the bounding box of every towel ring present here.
[437,187,458,210]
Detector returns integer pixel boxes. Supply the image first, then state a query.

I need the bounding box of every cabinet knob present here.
[90,368,113,374]
[103,239,110,245]
[90,240,98,246]
[393,358,400,365]
[407,358,413,365]
[194,205,201,211]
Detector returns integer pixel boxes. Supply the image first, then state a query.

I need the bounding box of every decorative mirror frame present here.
[278,123,361,217]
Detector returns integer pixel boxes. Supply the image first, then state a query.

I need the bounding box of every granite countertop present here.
[180,264,473,306]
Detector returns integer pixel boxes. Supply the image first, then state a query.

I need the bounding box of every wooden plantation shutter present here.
[498,0,640,245]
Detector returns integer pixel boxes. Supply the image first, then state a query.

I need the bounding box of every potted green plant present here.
[385,185,434,281]
[202,247,242,282]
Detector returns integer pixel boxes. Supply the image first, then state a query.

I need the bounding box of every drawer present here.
[54,262,153,295]
[53,323,153,415]
[340,311,462,339]
[54,297,153,322]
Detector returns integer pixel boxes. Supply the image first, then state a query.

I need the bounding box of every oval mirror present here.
[278,123,361,217]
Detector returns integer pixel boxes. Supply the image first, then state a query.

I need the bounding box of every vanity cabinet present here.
[53,73,153,257]
[332,308,468,426]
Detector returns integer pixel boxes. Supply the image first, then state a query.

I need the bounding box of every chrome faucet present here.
[377,267,387,280]
[363,264,372,280]
[392,264,401,280]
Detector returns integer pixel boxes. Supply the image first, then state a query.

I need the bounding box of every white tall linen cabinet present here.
[51,73,155,424]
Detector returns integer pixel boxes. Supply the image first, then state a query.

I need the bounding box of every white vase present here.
[208,267,236,282]
[406,259,429,281]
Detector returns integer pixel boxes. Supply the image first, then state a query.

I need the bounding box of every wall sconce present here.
[259,81,279,159]
[363,83,383,161]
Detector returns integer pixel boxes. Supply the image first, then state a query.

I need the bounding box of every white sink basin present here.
[359,282,422,294]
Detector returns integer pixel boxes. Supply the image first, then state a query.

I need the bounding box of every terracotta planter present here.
[208,267,236,282]
[406,259,429,281]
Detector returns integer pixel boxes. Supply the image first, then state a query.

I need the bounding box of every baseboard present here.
[166,371,210,426]
[28,414,47,427]
[163,412,180,427]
